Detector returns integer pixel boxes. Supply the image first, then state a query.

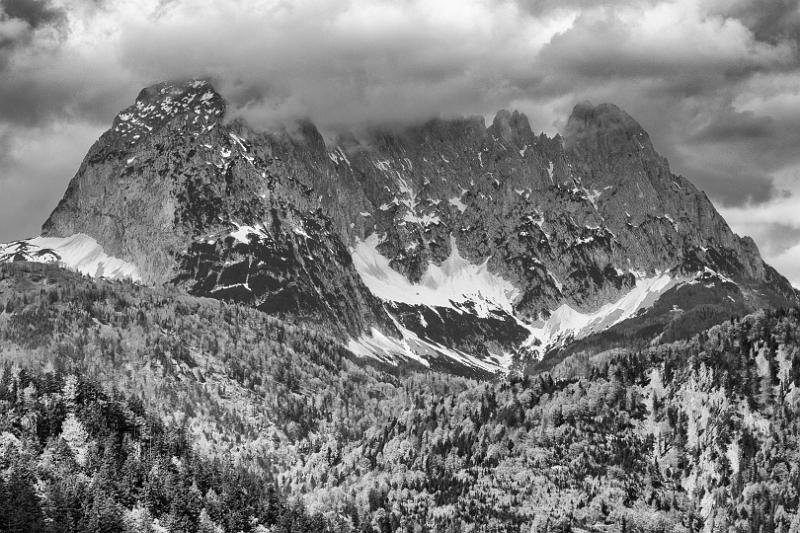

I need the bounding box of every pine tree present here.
[2,463,46,533]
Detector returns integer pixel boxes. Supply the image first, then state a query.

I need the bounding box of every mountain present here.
[2,79,796,376]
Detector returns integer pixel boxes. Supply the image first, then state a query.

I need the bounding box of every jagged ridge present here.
[18,78,798,374]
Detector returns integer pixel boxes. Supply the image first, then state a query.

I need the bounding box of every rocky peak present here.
[108,79,225,147]
[489,109,534,147]
[564,102,654,156]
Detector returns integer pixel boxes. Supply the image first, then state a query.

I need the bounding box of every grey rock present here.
[38,80,798,372]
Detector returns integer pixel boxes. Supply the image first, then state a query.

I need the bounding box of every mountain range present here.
[1,78,795,377]
[1,79,800,532]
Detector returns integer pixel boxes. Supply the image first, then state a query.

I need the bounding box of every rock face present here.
[41,80,390,338]
[35,79,798,375]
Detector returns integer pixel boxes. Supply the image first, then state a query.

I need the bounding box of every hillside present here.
[1,262,800,532]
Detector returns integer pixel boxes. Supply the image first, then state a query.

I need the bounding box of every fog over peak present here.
[1,0,799,284]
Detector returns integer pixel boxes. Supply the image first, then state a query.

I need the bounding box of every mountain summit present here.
[3,79,795,375]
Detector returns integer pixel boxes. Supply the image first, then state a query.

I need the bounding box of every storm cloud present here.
[1,0,63,28]
[0,0,799,283]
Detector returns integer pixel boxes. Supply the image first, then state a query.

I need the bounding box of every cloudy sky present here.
[1,0,799,284]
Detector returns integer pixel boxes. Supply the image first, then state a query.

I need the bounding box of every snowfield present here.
[351,233,679,371]
[351,234,519,318]
[0,234,140,281]
[347,321,513,375]
[522,272,677,352]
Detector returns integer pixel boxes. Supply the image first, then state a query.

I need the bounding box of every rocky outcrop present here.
[40,80,389,337]
[305,102,795,317]
[42,80,226,283]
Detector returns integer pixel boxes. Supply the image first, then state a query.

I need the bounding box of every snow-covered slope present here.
[352,234,518,317]
[350,232,679,373]
[522,273,678,351]
[0,234,140,281]
[347,322,516,375]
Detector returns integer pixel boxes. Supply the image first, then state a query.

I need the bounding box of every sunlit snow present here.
[351,234,519,318]
[522,272,676,350]
[347,320,511,375]
[0,234,140,281]
[228,222,269,244]
[350,234,678,371]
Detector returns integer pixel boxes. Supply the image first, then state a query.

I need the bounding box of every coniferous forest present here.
[1,262,800,532]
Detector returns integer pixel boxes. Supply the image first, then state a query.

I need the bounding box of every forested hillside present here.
[0,365,328,533]
[292,310,800,532]
[0,262,410,461]
[1,262,800,532]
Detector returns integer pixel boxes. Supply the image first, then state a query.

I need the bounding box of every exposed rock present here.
[30,81,798,373]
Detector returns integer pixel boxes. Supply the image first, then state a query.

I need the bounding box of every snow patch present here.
[293,225,311,239]
[449,197,467,213]
[328,146,351,167]
[586,188,602,207]
[693,266,735,285]
[0,234,140,281]
[351,234,518,318]
[403,212,441,226]
[522,272,676,352]
[228,222,268,244]
[449,188,468,213]
[347,327,430,368]
[229,132,248,152]
[347,320,509,374]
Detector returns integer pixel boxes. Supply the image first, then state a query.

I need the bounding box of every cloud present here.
[692,110,774,141]
[711,0,800,45]
[538,2,792,80]
[1,0,64,29]
[719,167,800,286]
[0,0,65,73]
[771,243,800,288]
[106,0,573,128]
[0,0,796,138]
[522,0,797,206]
[0,120,101,241]
[0,0,798,276]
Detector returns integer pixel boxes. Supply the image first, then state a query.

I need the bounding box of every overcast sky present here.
[0,0,799,284]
